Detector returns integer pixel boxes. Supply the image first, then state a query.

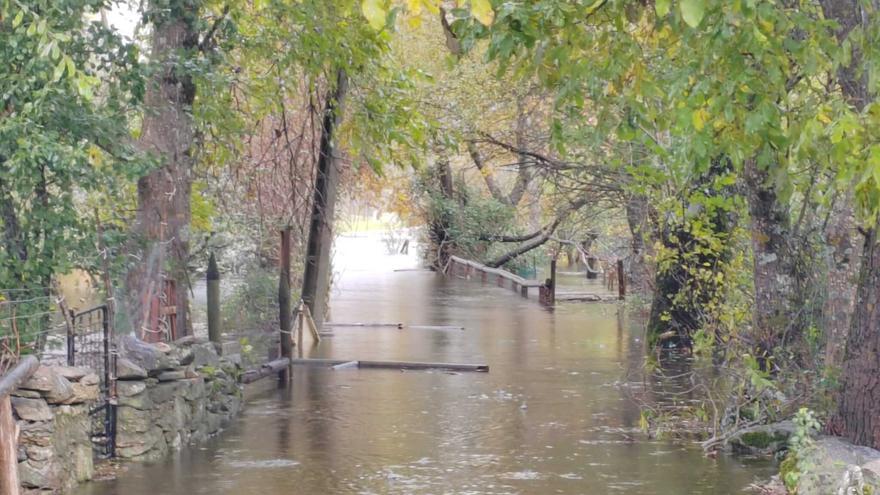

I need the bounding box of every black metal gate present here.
[66,304,116,458]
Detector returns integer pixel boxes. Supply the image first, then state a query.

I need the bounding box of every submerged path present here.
[77,232,773,494]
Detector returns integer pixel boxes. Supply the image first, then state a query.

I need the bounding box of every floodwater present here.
[77,232,774,494]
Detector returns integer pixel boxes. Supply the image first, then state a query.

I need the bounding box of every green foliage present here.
[783,408,822,492]
[417,168,529,267]
[0,0,146,345]
[221,267,282,334]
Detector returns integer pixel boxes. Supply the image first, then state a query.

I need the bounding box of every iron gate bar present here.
[66,304,115,458]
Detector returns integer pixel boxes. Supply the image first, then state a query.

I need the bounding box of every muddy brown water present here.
[76,233,774,494]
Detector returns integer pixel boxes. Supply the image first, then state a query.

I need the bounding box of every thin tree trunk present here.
[823,193,857,367]
[624,194,652,295]
[743,157,802,366]
[126,0,200,338]
[301,70,348,330]
[427,154,455,269]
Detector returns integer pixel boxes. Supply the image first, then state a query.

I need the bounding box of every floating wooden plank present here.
[358,360,488,372]
[324,322,403,328]
[289,358,488,372]
[555,292,619,302]
[407,325,464,331]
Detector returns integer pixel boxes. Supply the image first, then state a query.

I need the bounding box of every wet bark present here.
[126,1,200,338]
[301,70,348,330]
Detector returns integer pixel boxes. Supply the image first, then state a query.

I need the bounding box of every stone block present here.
[116,357,148,380]
[11,397,53,422]
[49,366,91,382]
[192,342,221,368]
[157,370,186,382]
[117,380,146,397]
[18,459,63,490]
[18,421,54,447]
[80,373,99,386]
[150,381,184,404]
[116,406,153,433]
[61,383,99,405]
[21,366,74,404]
[12,389,42,399]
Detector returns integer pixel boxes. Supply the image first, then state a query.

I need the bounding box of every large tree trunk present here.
[823,193,858,367]
[832,228,880,448]
[301,70,348,330]
[126,1,199,338]
[820,0,880,449]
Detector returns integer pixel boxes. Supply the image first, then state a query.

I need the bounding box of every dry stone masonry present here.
[11,336,244,493]
[113,336,242,461]
[12,365,99,493]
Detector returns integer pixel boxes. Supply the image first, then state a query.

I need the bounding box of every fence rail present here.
[445,256,542,298]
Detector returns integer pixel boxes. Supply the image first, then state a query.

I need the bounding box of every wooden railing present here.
[0,355,40,495]
[446,256,543,297]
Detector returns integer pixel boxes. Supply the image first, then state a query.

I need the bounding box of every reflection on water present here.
[76,233,773,495]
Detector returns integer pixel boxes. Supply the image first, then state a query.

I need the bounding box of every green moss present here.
[740,430,788,449]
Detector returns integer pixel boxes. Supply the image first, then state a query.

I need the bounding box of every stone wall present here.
[11,336,243,493]
[11,365,100,493]
[113,336,242,462]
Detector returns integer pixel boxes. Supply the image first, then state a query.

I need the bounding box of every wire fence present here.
[0,288,71,374]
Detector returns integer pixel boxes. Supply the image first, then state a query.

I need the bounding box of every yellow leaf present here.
[471,0,494,26]
[692,108,709,131]
[406,0,422,15]
[362,0,387,30]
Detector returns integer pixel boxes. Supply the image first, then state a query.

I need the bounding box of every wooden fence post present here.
[0,395,18,495]
[207,253,221,345]
[1,356,40,495]
[550,258,557,305]
[617,259,626,300]
[279,227,293,381]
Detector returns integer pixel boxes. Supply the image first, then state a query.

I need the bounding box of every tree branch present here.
[484,198,589,268]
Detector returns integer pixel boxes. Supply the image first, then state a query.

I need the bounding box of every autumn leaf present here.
[471,0,494,26]
[362,0,387,30]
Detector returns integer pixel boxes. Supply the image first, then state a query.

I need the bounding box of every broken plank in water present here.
[407,325,464,331]
[289,358,488,372]
[358,360,488,372]
[324,322,403,328]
